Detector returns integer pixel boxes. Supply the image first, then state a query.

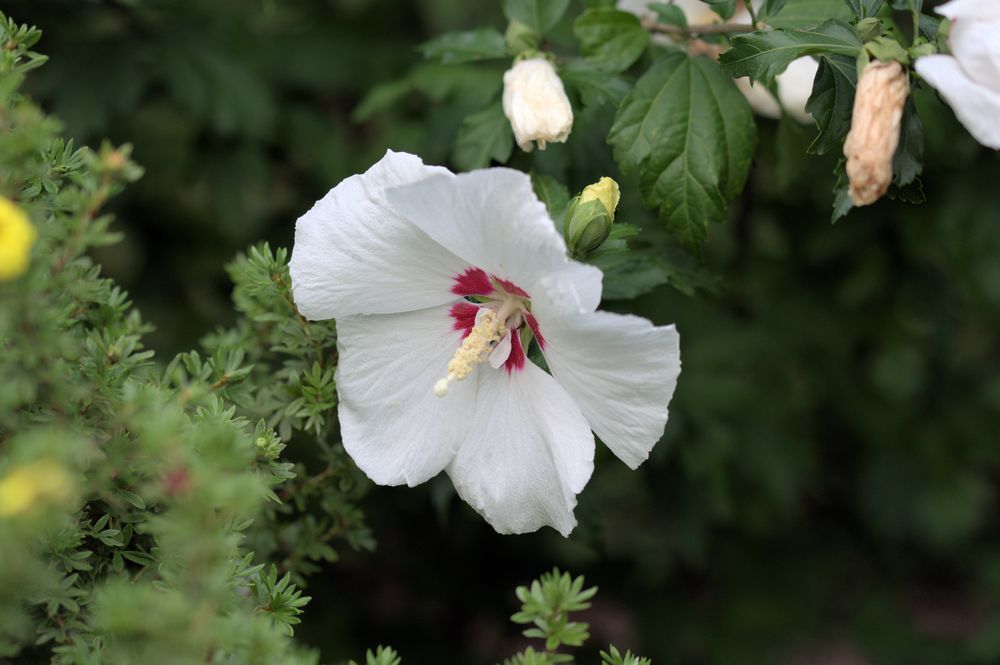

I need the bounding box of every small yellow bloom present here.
[0,196,37,281]
[0,459,73,517]
[579,177,620,220]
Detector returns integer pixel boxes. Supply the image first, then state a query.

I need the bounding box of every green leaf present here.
[760,0,788,20]
[650,2,688,28]
[503,0,571,34]
[560,60,630,107]
[574,9,650,73]
[531,173,570,231]
[843,0,884,18]
[892,97,923,188]
[762,0,854,29]
[831,159,853,222]
[608,54,757,250]
[452,102,514,171]
[701,0,738,20]
[805,54,857,155]
[720,19,862,88]
[419,28,509,64]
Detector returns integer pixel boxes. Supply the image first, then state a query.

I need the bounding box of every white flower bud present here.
[843,60,909,207]
[502,58,574,152]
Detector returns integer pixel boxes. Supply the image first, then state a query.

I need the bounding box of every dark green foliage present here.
[720,19,863,87]
[609,53,757,251]
[4,1,1000,664]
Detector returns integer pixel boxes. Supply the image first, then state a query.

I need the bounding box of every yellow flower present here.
[0,196,37,281]
[0,459,73,517]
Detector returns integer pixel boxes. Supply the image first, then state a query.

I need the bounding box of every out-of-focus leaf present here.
[419,28,509,64]
[560,60,630,107]
[503,0,571,34]
[574,9,650,73]
[452,102,514,171]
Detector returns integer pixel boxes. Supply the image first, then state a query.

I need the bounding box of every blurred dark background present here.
[7,0,1000,663]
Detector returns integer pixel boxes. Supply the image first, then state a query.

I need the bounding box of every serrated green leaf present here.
[452,102,514,171]
[609,54,756,251]
[720,19,862,88]
[831,159,853,222]
[892,97,923,187]
[806,54,857,154]
[762,0,854,29]
[574,9,650,73]
[503,0,571,34]
[420,28,509,64]
[559,60,630,107]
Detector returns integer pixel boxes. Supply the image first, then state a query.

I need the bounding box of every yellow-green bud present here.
[564,177,620,255]
[580,177,620,218]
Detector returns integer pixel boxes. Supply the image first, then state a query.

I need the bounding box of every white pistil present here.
[434,299,520,397]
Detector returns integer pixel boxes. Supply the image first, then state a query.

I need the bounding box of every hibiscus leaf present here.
[531,173,570,231]
[831,158,853,222]
[700,0,738,20]
[759,0,788,21]
[892,97,924,188]
[608,53,756,252]
[452,102,513,171]
[805,54,857,155]
[503,0,570,34]
[843,0,884,18]
[573,9,650,73]
[720,19,862,88]
[419,29,509,64]
[559,60,630,108]
[763,0,854,29]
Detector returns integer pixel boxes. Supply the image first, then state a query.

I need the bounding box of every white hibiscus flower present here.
[914,0,1000,149]
[289,151,681,536]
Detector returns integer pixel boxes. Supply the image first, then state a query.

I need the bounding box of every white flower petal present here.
[447,362,595,536]
[385,167,599,308]
[532,261,604,315]
[289,150,469,319]
[916,55,1000,150]
[936,0,1000,21]
[949,19,1000,90]
[336,305,474,487]
[535,307,681,469]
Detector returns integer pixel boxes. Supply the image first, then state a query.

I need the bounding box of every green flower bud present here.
[856,17,882,43]
[505,19,539,54]
[564,177,620,255]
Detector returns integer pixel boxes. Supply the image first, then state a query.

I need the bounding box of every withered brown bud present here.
[843,60,909,207]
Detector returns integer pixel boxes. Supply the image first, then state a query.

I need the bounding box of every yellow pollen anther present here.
[434,308,508,397]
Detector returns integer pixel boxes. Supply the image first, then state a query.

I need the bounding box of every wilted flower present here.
[0,196,37,281]
[844,60,909,206]
[502,57,574,152]
[289,151,680,536]
[914,0,1000,149]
